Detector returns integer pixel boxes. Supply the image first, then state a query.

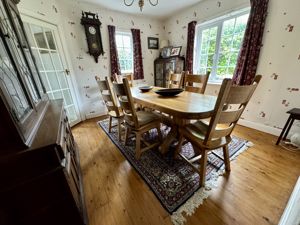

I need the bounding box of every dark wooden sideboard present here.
[0,0,88,224]
[0,100,88,225]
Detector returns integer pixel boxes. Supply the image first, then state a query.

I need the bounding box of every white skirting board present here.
[278,177,300,225]
[237,119,281,136]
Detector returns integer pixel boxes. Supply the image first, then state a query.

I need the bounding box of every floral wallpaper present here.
[19,0,300,135]
[20,0,165,119]
[164,0,300,136]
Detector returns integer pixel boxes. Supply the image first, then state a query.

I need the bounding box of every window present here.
[116,32,133,74]
[194,9,249,83]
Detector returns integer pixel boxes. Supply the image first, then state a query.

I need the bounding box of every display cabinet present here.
[0,0,88,224]
[154,56,185,87]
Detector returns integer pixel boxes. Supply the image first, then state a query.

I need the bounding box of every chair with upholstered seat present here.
[113,78,162,159]
[95,76,124,141]
[167,71,184,88]
[184,72,210,94]
[175,75,261,187]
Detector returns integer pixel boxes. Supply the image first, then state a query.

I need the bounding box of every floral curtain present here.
[131,29,144,80]
[108,25,121,77]
[185,21,197,74]
[232,0,269,85]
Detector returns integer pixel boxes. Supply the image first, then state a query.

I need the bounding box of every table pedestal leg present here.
[159,117,187,154]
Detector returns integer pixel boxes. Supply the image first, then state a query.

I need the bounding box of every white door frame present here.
[19,8,84,125]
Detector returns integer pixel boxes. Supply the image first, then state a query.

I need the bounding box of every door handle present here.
[65,69,70,75]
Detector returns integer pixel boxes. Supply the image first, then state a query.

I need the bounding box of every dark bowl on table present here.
[139,86,153,92]
[154,88,184,97]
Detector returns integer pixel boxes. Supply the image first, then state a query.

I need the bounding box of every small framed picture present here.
[148,37,159,49]
[170,46,182,56]
[161,46,172,58]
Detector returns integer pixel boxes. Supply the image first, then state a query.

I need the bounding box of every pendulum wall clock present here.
[81,11,104,63]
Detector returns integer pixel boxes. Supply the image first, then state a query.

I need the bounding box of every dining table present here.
[131,86,217,154]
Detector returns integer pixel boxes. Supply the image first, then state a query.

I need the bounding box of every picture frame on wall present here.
[148,37,159,49]
[170,46,182,56]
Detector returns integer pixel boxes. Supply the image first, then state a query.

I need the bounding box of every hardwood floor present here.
[72,117,300,225]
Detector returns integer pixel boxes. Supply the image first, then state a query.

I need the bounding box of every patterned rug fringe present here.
[171,142,253,225]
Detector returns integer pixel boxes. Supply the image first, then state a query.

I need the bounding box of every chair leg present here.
[156,124,162,141]
[199,150,208,187]
[222,145,231,172]
[124,127,131,146]
[108,116,113,133]
[175,133,184,158]
[117,118,122,141]
[135,133,141,159]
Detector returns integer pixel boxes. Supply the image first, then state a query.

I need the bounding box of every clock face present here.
[88,26,96,35]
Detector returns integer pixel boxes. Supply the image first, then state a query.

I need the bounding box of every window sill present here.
[207,80,222,85]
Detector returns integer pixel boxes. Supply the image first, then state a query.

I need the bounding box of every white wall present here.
[164,0,300,136]
[19,0,165,119]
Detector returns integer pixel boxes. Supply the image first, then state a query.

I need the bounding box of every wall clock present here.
[81,11,104,63]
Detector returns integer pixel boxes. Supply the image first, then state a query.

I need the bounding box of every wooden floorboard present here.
[72,117,300,225]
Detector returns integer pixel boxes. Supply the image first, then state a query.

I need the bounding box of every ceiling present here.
[80,0,202,20]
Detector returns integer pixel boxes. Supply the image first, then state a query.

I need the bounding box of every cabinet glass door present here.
[165,61,175,87]
[8,5,45,97]
[0,38,31,121]
[0,2,40,105]
[155,62,164,87]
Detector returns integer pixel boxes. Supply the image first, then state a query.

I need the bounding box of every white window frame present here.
[193,8,250,84]
[115,31,134,74]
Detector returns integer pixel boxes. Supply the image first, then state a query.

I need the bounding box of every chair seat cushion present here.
[183,121,231,149]
[136,111,161,127]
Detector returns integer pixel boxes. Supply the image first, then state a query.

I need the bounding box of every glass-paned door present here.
[22,15,81,125]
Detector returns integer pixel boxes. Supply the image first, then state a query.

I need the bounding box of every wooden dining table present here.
[131,86,217,154]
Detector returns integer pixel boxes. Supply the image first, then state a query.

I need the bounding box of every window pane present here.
[116,35,123,46]
[222,18,235,36]
[51,52,63,70]
[122,35,131,48]
[39,72,50,91]
[63,89,72,106]
[53,91,63,100]
[47,72,60,90]
[57,72,68,89]
[116,32,133,73]
[40,50,54,70]
[32,25,47,49]
[45,30,56,50]
[32,49,44,71]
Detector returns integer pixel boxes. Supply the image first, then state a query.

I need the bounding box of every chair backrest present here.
[95,76,121,117]
[113,78,139,128]
[184,71,210,94]
[167,71,183,88]
[113,73,133,87]
[204,75,262,145]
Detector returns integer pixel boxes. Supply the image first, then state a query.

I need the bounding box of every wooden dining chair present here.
[175,75,262,187]
[167,71,184,88]
[113,78,162,159]
[114,73,133,87]
[95,76,124,141]
[184,71,210,94]
[124,73,133,87]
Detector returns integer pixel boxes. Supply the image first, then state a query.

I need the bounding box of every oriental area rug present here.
[98,119,251,225]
